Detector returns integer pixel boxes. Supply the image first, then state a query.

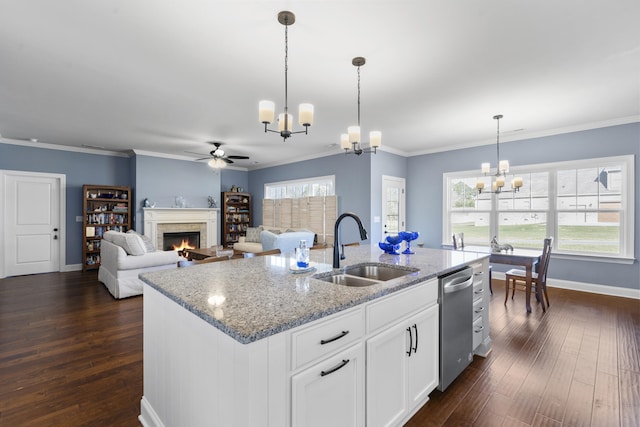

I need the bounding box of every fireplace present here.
[163,231,200,253]
[143,208,219,251]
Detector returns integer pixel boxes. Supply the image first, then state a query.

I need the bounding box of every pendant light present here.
[259,11,313,141]
[476,114,523,194]
[341,57,381,155]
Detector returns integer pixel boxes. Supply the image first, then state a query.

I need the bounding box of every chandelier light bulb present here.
[348,126,361,144]
[340,134,351,150]
[259,100,275,124]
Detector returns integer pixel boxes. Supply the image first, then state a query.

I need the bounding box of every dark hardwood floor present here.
[0,271,638,426]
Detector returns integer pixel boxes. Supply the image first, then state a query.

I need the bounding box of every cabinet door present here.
[366,322,408,427]
[291,343,364,427]
[407,304,439,409]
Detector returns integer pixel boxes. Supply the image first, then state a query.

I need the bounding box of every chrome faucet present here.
[333,212,368,268]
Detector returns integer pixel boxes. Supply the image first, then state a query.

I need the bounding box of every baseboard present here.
[64,264,83,272]
[139,396,164,427]
[492,272,640,300]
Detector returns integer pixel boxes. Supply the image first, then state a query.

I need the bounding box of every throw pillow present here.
[268,229,282,235]
[245,226,263,243]
[104,231,146,256]
[127,229,156,252]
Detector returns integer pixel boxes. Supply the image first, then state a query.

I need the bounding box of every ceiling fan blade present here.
[223,158,234,164]
[194,157,211,161]
[226,155,250,160]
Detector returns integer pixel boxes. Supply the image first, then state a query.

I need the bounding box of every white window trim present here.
[264,175,335,199]
[443,155,635,263]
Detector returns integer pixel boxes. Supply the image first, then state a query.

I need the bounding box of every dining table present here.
[463,246,544,313]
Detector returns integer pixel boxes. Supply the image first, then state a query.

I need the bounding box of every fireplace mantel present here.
[143,208,219,249]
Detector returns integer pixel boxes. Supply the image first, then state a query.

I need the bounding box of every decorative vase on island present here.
[399,231,420,254]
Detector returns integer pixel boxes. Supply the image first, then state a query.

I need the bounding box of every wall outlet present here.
[76,216,83,222]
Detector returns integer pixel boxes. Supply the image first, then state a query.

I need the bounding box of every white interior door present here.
[381,175,406,238]
[2,171,64,277]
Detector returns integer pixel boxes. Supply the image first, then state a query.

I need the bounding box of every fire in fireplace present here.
[163,231,200,256]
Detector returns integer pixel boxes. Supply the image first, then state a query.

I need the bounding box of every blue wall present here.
[248,153,373,245]
[2,122,637,291]
[221,168,249,194]
[1,143,131,264]
[407,122,639,290]
[133,155,222,234]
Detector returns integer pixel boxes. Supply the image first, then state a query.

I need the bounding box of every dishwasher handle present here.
[443,275,473,294]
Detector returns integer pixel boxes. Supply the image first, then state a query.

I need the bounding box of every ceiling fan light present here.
[259,100,275,124]
[208,158,227,169]
[298,103,314,126]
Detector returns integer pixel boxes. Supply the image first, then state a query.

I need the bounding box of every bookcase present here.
[82,184,131,271]
[221,191,251,248]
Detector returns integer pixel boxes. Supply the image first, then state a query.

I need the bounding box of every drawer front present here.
[472,298,485,321]
[291,308,364,370]
[366,279,438,334]
[473,317,484,350]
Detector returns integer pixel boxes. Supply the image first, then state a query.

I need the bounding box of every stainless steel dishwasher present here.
[438,266,474,391]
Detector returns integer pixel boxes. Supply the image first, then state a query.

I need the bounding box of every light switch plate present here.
[76,216,83,222]
[373,216,381,223]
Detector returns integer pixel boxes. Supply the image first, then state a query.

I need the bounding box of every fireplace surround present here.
[143,208,218,250]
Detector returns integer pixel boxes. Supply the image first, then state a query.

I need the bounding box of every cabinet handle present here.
[320,330,349,345]
[320,359,350,377]
[412,324,418,353]
[474,306,485,313]
[474,288,484,294]
[406,327,413,356]
[474,325,484,333]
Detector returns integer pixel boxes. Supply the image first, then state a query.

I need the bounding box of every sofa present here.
[98,230,182,299]
[233,226,315,255]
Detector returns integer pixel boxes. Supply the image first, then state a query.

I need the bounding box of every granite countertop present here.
[139,245,489,344]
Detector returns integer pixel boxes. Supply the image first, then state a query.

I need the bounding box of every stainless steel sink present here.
[343,264,418,281]
[315,274,380,287]
[313,264,419,287]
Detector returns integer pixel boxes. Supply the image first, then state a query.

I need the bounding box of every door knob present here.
[53,235,58,240]
[53,228,59,232]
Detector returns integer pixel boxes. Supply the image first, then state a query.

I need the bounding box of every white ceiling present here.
[1,0,639,170]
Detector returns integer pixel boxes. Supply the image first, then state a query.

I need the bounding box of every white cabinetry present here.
[141,276,447,427]
[291,343,364,427]
[290,308,365,427]
[365,279,439,427]
[471,258,491,356]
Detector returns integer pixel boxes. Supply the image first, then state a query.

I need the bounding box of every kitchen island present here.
[138,245,490,427]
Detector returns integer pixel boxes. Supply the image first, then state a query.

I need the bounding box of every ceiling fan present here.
[196,142,249,164]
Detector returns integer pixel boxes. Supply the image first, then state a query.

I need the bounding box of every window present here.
[443,155,634,260]
[264,175,335,199]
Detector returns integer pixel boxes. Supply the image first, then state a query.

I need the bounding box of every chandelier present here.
[476,114,523,194]
[259,11,313,141]
[340,57,381,155]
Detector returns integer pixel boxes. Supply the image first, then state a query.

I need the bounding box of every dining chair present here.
[243,248,281,258]
[504,237,553,308]
[452,233,464,250]
[452,233,493,294]
[177,256,228,268]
